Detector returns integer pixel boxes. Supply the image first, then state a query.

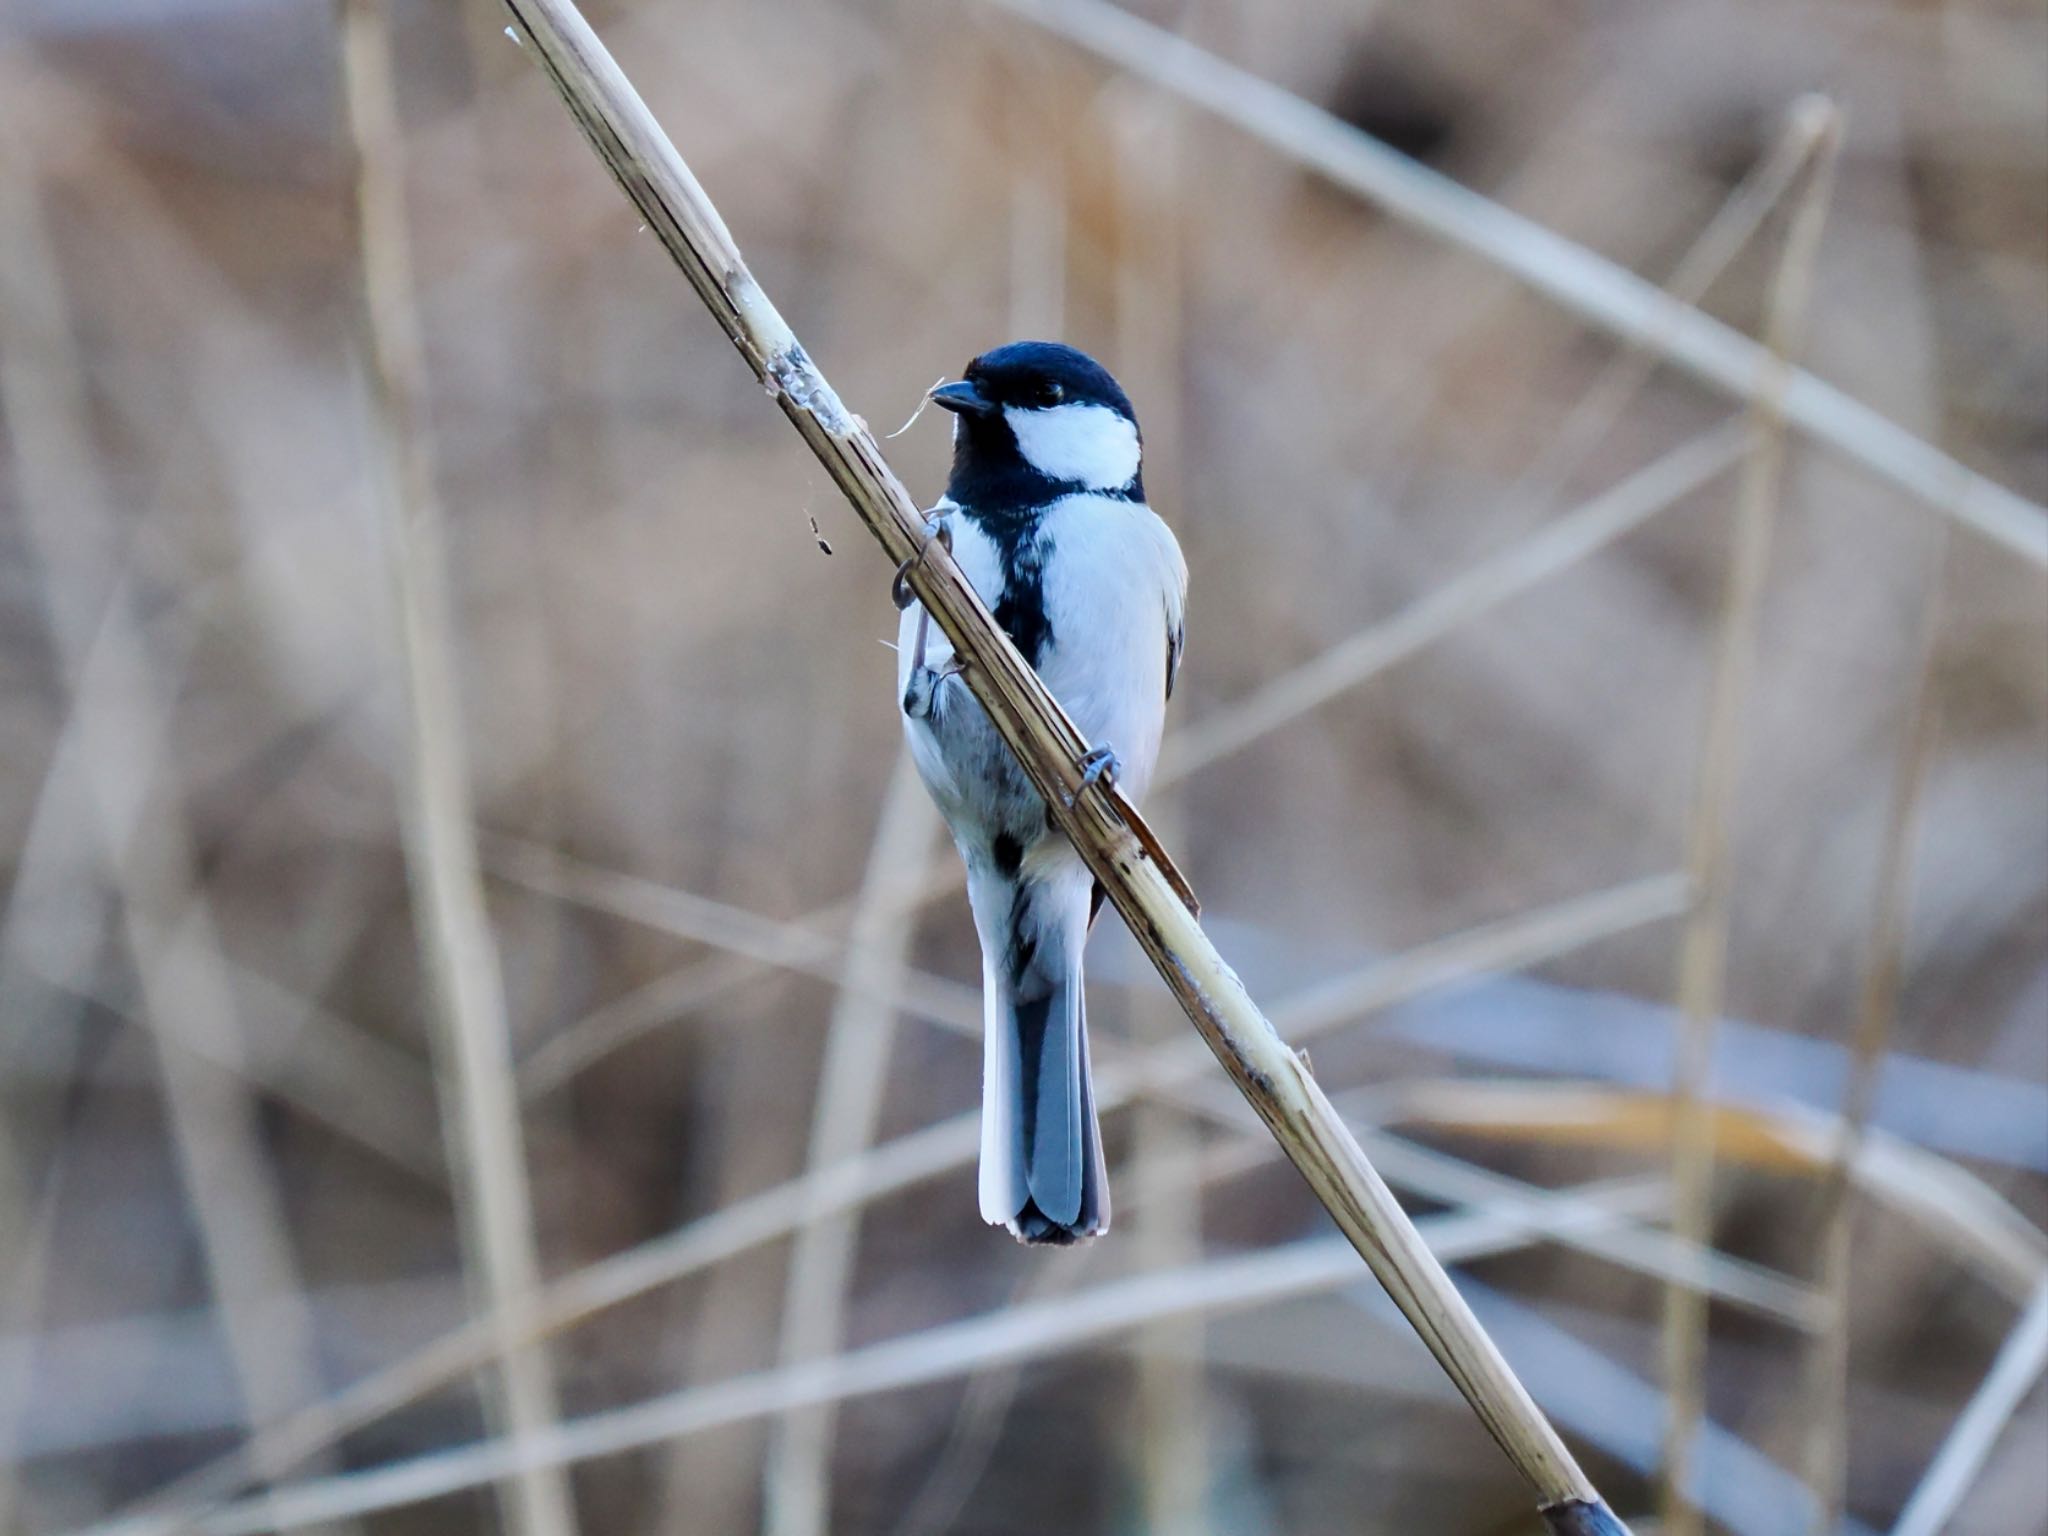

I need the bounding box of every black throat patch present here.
[967,507,1055,669]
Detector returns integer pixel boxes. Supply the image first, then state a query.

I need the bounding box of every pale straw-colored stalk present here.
[339,3,577,1533]
[0,74,359,1536]
[759,755,940,1536]
[1659,106,1842,1536]
[1799,536,1950,1528]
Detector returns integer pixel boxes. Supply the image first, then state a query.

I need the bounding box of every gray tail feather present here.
[1002,967,1108,1245]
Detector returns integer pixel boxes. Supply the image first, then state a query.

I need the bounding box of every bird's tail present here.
[976,891,1108,1244]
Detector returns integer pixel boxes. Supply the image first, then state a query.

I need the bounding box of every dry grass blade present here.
[977,0,2048,567]
[1167,1074,1818,1328]
[116,873,1684,1529]
[1394,1080,2048,1302]
[486,836,981,1037]
[1659,106,1841,1536]
[0,74,357,1536]
[339,4,576,1532]
[493,0,1628,1521]
[1799,535,1950,1527]
[1160,423,1746,779]
[1888,1280,2048,1536]
[80,1179,1673,1536]
[761,755,940,1536]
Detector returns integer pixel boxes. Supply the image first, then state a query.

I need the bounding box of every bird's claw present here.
[892,518,953,610]
[1070,744,1121,803]
[901,663,963,721]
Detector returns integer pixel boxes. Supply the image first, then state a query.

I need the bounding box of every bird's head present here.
[930,341,1143,506]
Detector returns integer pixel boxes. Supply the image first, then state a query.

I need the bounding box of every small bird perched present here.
[896,341,1187,1244]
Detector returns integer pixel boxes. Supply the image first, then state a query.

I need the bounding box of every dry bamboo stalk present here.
[494,2,1624,1522]
[338,5,576,1534]
[977,0,2048,567]
[124,863,1681,1528]
[1659,107,1842,1536]
[1796,531,1948,1528]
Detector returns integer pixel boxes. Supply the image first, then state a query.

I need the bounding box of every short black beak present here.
[929,379,995,417]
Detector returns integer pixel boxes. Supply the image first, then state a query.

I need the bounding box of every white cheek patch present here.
[1004,402,1141,491]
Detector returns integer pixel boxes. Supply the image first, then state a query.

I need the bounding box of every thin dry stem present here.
[1889,1280,2048,1536]
[1398,1080,2048,1301]
[760,755,940,1536]
[980,0,2048,566]
[1798,534,1950,1527]
[339,4,577,1533]
[1660,106,1842,1535]
[0,81,356,1536]
[118,873,1682,1527]
[80,1177,1675,1536]
[1160,423,1746,779]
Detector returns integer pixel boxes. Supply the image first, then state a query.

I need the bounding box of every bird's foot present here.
[901,663,963,721]
[1069,744,1121,803]
[891,517,953,611]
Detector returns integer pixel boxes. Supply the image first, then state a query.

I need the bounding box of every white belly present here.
[897,492,1186,816]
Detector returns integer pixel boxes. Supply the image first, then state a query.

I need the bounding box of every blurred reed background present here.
[1,1,2044,1534]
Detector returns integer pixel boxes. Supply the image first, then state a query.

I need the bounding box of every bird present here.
[895,341,1187,1244]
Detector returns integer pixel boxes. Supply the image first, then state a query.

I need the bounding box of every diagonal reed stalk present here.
[338,3,577,1533]
[1658,106,1841,1535]
[491,3,1631,1524]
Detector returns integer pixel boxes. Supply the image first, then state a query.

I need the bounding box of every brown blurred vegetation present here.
[0,1,2043,1534]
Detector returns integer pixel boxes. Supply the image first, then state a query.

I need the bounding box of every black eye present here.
[1035,379,1064,406]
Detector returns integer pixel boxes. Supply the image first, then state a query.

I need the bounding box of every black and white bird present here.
[896,341,1187,1244]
